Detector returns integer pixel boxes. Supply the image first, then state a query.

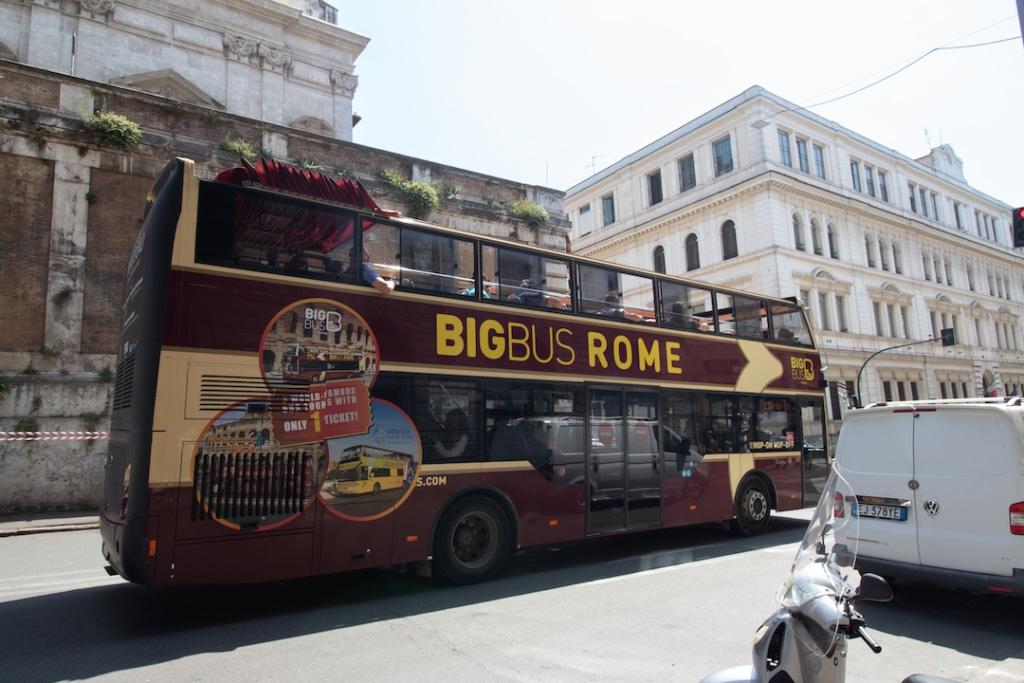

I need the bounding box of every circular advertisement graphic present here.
[259,298,380,389]
[191,399,324,531]
[319,399,422,521]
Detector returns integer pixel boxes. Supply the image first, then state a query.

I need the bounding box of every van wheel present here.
[733,479,771,536]
[433,496,510,584]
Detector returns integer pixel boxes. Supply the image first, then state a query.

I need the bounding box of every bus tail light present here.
[833,491,846,518]
[147,539,158,557]
[1010,502,1024,535]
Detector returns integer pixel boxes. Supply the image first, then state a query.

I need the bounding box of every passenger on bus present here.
[361,250,395,294]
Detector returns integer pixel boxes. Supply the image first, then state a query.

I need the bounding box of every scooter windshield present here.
[777,465,859,655]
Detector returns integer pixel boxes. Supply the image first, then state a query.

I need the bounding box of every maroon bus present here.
[101,157,829,585]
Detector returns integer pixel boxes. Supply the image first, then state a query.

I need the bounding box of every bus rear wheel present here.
[732,479,771,536]
[433,496,510,584]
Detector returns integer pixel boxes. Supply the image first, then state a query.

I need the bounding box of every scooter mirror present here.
[855,573,894,603]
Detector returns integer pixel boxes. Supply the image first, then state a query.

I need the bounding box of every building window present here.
[678,154,696,192]
[811,219,823,256]
[579,203,591,215]
[910,381,919,400]
[652,245,666,273]
[922,252,932,281]
[778,130,792,167]
[648,169,663,206]
[953,201,963,229]
[930,193,940,222]
[883,381,893,402]
[712,136,734,176]
[864,235,876,268]
[813,144,826,179]
[878,170,889,202]
[818,292,831,331]
[967,264,975,291]
[897,382,906,401]
[721,220,738,260]
[836,295,848,332]
[900,306,911,339]
[685,233,700,271]
[873,301,883,335]
[850,160,861,192]
[892,243,903,274]
[864,165,875,197]
[793,214,806,251]
[887,304,897,338]
[919,188,929,218]
[796,138,809,173]
[827,224,839,259]
[602,194,615,226]
[909,183,917,213]
[879,238,890,271]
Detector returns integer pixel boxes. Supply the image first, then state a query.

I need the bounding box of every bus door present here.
[586,388,662,533]
[797,398,828,506]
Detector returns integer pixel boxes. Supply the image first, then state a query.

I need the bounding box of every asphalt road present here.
[1,516,1022,682]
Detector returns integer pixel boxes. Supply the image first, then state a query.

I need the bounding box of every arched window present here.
[653,245,666,273]
[685,233,700,271]
[792,214,806,251]
[810,219,823,256]
[827,223,839,259]
[721,220,738,260]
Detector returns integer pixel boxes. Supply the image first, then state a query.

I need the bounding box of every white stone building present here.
[0,0,366,140]
[566,86,1023,440]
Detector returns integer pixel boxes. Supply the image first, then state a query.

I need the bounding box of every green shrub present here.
[220,137,258,160]
[0,376,9,396]
[376,170,440,219]
[84,111,143,150]
[508,199,550,230]
[14,417,39,433]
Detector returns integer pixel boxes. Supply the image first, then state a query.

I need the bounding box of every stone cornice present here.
[579,171,1024,269]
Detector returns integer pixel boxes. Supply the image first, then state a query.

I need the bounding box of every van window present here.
[836,413,912,476]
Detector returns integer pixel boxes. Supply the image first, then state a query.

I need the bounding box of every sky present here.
[339,0,1023,205]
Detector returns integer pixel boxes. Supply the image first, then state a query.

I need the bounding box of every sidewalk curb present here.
[0,522,100,538]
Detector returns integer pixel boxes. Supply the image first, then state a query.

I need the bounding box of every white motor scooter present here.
[701,467,955,683]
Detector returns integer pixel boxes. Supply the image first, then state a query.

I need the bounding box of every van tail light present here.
[834,491,846,518]
[1011,502,1024,535]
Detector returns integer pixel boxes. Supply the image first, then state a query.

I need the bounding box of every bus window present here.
[577,264,656,322]
[480,245,571,310]
[746,397,795,451]
[661,391,705,477]
[415,377,481,463]
[702,394,740,453]
[769,302,812,345]
[195,182,358,283]
[715,293,766,339]
[483,381,583,483]
[399,227,475,295]
[361,219,400,283]
[659,281,713,332]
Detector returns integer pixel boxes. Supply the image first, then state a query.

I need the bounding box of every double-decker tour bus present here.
[102,157,829,585]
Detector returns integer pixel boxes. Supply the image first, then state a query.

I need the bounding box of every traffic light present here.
[1013,207,1024,248]
[940,327,956,346]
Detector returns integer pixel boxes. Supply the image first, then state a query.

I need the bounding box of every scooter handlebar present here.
[855,625,883,654]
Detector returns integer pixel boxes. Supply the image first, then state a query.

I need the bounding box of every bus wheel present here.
[732,479,771,536]
[433,496,510,584]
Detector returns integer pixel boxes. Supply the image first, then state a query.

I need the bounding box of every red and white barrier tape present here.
[0,431,109,442]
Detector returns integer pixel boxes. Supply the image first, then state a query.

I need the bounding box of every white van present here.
[834,397,1024,595]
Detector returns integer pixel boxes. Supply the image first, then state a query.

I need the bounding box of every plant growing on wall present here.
[220,137,259,160]
[84,111,143,151]
[508,199,549,231]
[376,169,440,219]
[0,376,9,396]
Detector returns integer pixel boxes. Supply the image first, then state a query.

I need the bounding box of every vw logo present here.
[923,499,940,516]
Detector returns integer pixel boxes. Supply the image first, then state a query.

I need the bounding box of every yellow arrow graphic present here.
[735,340,784,393]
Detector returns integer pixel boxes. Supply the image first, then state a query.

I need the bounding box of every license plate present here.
[855,503,907,521]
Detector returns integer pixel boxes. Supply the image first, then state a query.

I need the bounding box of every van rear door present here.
[913,408,1015,577]
[837,410,919,565]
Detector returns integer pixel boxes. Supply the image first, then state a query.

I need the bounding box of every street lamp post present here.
[854,328,956,408]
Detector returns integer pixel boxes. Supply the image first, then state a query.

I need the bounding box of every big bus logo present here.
[791,357,815,382]
[304,306,343,333]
